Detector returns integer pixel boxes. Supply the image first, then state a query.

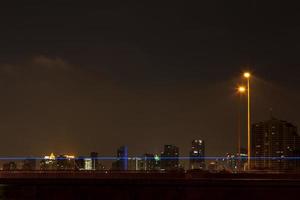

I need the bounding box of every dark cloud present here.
[32,56,71,71]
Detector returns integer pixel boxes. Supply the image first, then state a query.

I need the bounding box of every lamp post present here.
[237,86,246,157]
[243,72,251,170]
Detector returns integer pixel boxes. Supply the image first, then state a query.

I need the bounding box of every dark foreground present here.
[0,171,300,199]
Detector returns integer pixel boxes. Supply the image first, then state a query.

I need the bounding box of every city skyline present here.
[0,112,299,159]
[2,117,300,172]
[1,1,300,199]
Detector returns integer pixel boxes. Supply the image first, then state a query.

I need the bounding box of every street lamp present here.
[244,72,251,79]
[238,86,246,93]
[237,86,246,158]
[243,72,251,170]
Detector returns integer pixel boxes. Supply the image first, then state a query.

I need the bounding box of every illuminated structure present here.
[252,117,300,171]
[140,154,160,171]
[57,155,76,170]
[222,151,247,172]
[84,158,93,170]
[189,140,205,169]
[40,153,75,170]
[40,153,57,170]
[160,145,179,170]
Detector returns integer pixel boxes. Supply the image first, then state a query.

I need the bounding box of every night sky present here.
[0,1,300,157]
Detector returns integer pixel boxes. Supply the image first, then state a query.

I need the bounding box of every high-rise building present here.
[112,146,128,170]
[40,153,57,170]
[128,157,142,170]
[189,140,205,170]
[22,159,36,170]
[252,117,300,171]
[56,155,76,170]
[160,145,179,170]
[84,158,93,170]
[90,152,98,170]
[139,154,160,171]
[3,162,17,171]
[221,153,246,172]
[40,153,75,170]
[75,156,85,170]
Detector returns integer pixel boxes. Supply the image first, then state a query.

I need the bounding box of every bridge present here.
[0,171,299,199]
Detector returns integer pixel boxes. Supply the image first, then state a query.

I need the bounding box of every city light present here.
[244,72,251,78]
[66,155,75,159]
[238,86,246,93]
[154,155,160,161]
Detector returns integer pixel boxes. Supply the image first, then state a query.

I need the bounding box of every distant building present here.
[160,145,179,170]
[139,154,160,171]
[40,153,57,170]
[56,155,76,170]
[84,158,93,170]
[220,148,248,172]
[22,159,36,170]
[75,156,85,170]
[189,140,205,170]
[128,157,142,170]
[112,146,128,170]
[222,153,242,172]
[76,157,102,171]
[252,117,300,171]
[40,153,75,170]
[90,152,98,170]
[235,148,248,171]
[3,161,17,171]
[207,161,219,172]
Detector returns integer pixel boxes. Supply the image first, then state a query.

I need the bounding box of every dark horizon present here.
[0,1,300,157]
